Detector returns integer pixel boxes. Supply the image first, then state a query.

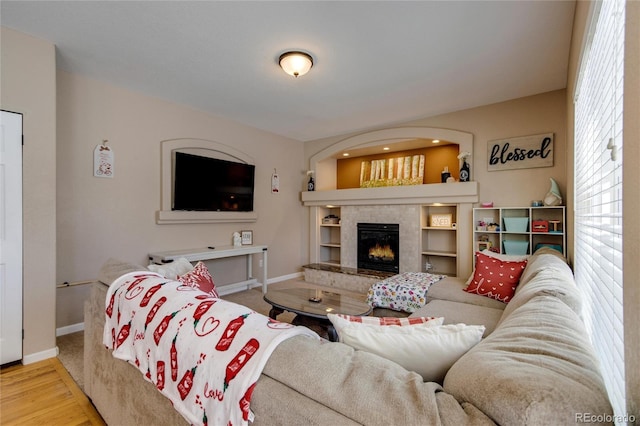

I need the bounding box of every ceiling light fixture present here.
[343,153,350,157]
[432,139,440,144]
[279,51,313,77]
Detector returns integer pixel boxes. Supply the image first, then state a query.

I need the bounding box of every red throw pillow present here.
[178,261,218,298]
[464,252,527,303]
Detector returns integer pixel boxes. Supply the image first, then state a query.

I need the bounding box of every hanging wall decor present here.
[271,169,280,193]
[94,140,114,178]
[487,133,554,172]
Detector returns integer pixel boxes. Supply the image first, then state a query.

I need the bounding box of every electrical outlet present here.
[259,259,263,268]
[425,262,433,271]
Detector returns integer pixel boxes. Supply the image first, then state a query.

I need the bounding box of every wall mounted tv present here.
[173,152,255,212]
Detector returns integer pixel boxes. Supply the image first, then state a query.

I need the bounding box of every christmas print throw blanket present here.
[104,271,319,426]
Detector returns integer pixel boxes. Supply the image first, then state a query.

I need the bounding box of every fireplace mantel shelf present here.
[301,181,478,206]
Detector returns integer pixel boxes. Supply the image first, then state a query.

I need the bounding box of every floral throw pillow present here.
[366,272,446,313]
[178,261,218,298]
[464,252,527,303]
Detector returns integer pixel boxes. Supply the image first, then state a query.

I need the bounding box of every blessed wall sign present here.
[487,133,554,172]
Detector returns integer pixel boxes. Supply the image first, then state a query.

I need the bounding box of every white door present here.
[0,110,23,365]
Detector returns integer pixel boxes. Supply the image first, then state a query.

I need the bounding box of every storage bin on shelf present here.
[531,220,549,232]
[503,217,529,232]
[503,240,529,255]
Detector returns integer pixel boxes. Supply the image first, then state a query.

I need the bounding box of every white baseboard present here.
[269,271,303,283]
[56,322,85,337]
[216,271,303,296]
[22,347,59,365]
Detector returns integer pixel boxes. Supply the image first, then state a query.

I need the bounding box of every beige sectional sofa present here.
[84,248,613,425]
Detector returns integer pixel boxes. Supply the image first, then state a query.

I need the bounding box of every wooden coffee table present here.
[263,287,372,341]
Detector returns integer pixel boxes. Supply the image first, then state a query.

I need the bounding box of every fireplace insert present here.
[357,223,399,273]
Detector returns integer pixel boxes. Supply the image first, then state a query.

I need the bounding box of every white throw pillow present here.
[147,257,194,280]
[328,314,484,383]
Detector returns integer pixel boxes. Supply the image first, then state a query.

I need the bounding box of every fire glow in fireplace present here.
[357,223,399,273]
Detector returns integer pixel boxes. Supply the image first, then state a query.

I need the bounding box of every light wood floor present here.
[1,357,105,426]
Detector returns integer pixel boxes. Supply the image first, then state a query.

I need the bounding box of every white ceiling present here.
[1,1,576,142]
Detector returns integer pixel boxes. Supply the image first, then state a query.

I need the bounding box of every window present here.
[573,0,625,419]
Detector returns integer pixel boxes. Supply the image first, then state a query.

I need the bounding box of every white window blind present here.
[574,0,625,420]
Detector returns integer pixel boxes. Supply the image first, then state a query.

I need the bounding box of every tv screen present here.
[173,152,255,212]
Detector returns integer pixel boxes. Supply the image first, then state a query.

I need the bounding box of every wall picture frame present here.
[429,214,453,228]
[241,230,253,245]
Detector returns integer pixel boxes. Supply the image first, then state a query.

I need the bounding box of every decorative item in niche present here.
[360,154,424,188]
[457,151,471,182]
[307,171,315,191]
[94,140,114,178]
[429,214,453,228]
[241,230,253,245]
[487,133,553,171]
[543,177,563,206]
[233,231,242,247]
[440,166,451,183]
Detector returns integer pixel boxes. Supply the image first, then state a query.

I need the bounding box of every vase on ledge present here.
[460,161,470,182]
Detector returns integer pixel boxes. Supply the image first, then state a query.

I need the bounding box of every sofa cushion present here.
[98,258,148,285]
[517,246,569,288]
[443,294,613,425]
[497,249,581,326]
[410,300,503,337]
[147,257,194,280]
[427,277,506,311]
[262,336,495,425]
[464,252,527,303]
[327,314,484,383]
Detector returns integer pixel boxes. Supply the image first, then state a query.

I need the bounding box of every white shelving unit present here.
[421,204,458,276]
[473,206,566,256]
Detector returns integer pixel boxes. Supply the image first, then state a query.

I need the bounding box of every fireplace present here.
[357,223,400,273]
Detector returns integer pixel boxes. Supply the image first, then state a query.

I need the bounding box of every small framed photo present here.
[429,214,453,228]
[241,230,253,245]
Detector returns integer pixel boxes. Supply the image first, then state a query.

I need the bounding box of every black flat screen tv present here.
[173,152,255,212]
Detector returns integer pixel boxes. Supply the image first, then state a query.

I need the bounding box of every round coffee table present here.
[263,287,372,341]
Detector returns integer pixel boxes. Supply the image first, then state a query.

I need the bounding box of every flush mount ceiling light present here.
[279,51,313,77]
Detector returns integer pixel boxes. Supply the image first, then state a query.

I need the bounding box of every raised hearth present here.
[302,263,395,294]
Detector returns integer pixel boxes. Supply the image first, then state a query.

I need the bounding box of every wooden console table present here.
[148,245,268,294]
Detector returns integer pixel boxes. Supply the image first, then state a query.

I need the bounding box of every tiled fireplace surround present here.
[304,205,423,294]
[302,183,479,293]
[342,205,421,272]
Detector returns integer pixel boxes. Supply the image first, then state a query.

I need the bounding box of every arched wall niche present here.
[309,127,473,191]
[157,138,257,224]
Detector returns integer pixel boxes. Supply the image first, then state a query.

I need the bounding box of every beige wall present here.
[567,0,640,418]
[55,70,308,326]
[1,27,57,361]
